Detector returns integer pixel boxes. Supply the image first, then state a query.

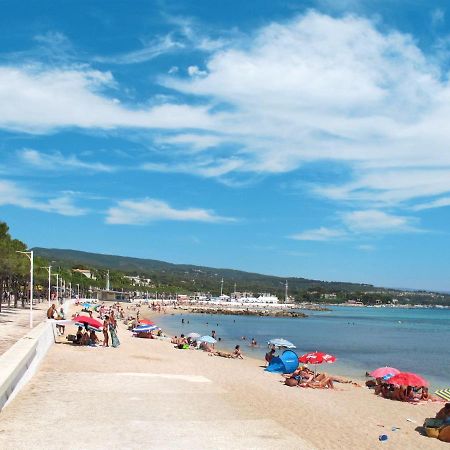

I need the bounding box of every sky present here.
[1,0,450,291]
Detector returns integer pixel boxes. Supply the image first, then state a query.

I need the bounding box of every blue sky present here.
[1,0,450,291]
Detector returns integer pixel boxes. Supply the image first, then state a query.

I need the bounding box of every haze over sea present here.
[156,306,450,390]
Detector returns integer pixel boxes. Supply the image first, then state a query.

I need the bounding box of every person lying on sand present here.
[212,345,244,359]
[300,373,334,389]
[213,350,234,358]
[283,367,315,384]
[200,342,215,352]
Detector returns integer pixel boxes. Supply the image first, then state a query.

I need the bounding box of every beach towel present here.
[435,389,450,402]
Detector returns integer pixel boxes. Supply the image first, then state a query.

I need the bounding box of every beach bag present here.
[439,425,450,442]
[66,334,76,342]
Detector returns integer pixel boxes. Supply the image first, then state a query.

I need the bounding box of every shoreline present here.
[141,308,370,386]
[144,307,449,391]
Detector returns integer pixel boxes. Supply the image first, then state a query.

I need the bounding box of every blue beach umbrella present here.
[198,335,217,344]
[132,325,158,333]
[268,338,296,349]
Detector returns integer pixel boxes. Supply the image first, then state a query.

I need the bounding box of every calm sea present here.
[154,306,450,390]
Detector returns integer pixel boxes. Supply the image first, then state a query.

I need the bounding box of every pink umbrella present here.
[387,372,428,387]
[370,367,401,378]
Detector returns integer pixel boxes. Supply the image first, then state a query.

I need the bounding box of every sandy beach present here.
[0,303,447,449]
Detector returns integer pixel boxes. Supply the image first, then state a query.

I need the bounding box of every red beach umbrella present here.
[299,351,336,364]
[387,372,428,387]
[370,367,400,378]
[139,319,155,325]
[73,315,103,329]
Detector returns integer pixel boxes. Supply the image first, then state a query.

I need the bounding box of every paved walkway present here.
[0,303,48,355]
[0,322,314,450]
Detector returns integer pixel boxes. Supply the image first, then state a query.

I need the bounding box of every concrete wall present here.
[0,298,75,411]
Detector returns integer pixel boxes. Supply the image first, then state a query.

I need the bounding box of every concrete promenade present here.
[0,321,314,450]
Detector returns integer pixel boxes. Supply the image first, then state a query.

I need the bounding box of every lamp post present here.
[40,266,52,306]
[53,273,59,303]
[16,250,34,329]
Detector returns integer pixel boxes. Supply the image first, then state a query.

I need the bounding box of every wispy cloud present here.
[105,198,236,225]
[142,157,244,178]
[357,244,375,252]
[290,227,346,241]
[290,210,419,241]
[0,179,87,216]
[412,196,450,211]
[342,210,419,233]
[94,34,184,65]
[20,149,115,172]
[431,8,445,26]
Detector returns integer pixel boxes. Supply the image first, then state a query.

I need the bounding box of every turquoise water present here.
[155,306,450,390]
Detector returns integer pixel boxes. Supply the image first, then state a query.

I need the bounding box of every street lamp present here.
[16,250,34,328]
[52,273,59,303]
[40,266,52,306]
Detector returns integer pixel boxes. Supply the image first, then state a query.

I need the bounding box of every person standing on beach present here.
[109,310,120,348]
[103,315,109,347]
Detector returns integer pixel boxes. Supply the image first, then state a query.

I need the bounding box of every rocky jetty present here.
[188,307,308,318]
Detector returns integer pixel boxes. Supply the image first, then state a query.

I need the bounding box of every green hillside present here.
[32,247,373,297]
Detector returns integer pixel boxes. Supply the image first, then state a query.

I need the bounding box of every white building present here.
[72,269,96,280]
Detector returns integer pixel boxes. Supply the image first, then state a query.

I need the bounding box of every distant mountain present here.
[32,247,374,296]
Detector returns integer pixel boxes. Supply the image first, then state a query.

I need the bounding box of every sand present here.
[0,304,446,449]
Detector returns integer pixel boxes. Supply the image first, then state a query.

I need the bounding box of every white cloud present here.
[342,210,417,233]
[290,227,346,241]
[20,149,115,172]
[187,65,207,77]
[290,210,419,242]
[105,198,235,225]
[3,12,450,223]
[0,66,214,133]
[315,169,450,205]
[159,12,450,208]
[0,179,87,216]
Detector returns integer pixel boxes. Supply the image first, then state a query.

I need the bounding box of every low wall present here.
[0,298,76,411]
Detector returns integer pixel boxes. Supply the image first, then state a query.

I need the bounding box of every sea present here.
[154,305,450,390]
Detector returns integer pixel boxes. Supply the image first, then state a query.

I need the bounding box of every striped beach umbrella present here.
[435,389,450,401]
